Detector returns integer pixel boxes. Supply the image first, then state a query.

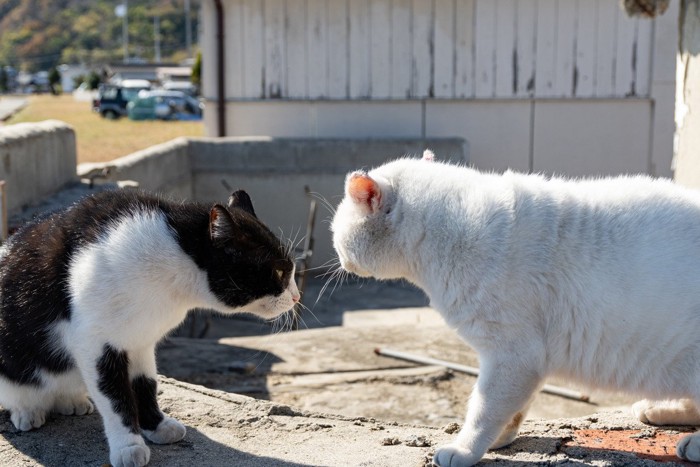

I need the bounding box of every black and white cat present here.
[0,189,299,467]
[332,151,700,466]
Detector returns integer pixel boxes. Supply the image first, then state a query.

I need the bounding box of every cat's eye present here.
[275,269,284,280]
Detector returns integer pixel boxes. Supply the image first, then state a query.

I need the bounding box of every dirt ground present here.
[160,277,637,429]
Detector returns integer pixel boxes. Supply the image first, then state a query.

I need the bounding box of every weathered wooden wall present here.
[221,0,654,100]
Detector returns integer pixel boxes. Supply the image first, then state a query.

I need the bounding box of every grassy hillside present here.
[0,0,199,72]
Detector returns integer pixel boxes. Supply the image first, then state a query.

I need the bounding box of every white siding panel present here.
[349,0,371,98]
[434,0,455,98]
[535,0,556,97]
[307,0,328,99]
[574,0,596,97]
[514,0,536,97]
[371,0,392,98]
[495,0,516,97]
[475,0,496,98]
[264,0,286,98]
[242,0,264,98]
[554,0,576,97]
[595,0,616,97]
[225,0,245,98]
[412,0,433,97]
[221,0,655,101]
[391,0,412,98]
[328,0,349,98]
[454,0,475,98]
[615,13,637,97]
[286,0,308,98]
[635,17,653,96]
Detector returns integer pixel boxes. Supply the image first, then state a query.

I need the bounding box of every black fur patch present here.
[96,344,139,433]
[132,375,163,431]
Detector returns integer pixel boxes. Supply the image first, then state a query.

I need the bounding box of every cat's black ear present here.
[228,190,257,218]
[209,205,237,246]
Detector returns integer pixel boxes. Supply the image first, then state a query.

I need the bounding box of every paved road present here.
[0,96,27,123]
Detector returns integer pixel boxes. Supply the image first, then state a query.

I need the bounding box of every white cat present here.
[331,151,700,466]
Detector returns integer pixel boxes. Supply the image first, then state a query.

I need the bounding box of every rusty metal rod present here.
[374,347,590,403]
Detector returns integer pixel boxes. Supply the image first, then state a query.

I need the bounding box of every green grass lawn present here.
[8,94,205,164]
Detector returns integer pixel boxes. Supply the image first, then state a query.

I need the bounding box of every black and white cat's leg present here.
[51,368,95,417]
[0,376,54,431]
[433,356,542,467]
[129,346,186,445]
[75,343,150,467]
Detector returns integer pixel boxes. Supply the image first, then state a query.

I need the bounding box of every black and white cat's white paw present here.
[143,416,186,444]
[53,394,94,416]
[433,444,480,467]
[110,435,150,467]
[11,408,47,431]
[633,399,700,426]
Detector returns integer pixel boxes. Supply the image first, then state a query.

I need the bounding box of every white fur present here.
[0,210,298,467]
[332,157,700,466]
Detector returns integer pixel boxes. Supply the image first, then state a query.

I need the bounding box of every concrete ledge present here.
[79,137,193,198]
[0,376,688,466]
[0,120,77,213]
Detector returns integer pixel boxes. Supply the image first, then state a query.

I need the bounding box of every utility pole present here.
[185,0,193,59]
[115,1,129,63]
[154,15,161,63]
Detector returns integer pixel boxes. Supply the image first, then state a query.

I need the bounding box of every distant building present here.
[200,0,677,178]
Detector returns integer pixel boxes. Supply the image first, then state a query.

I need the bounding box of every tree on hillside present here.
[0,66,7,93]
[48,66,61,95]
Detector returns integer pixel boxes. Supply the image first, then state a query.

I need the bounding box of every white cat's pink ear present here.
[422,149,435,162]
[347,172,381,213]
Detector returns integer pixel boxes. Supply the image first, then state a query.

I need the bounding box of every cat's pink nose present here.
[292,293,300,303]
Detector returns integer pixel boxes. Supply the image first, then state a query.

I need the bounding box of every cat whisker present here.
[294,301,322,328]
[309,192,337,216]
[315,265,345,305]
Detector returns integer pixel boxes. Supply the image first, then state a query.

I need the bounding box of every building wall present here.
[201,0,677,178]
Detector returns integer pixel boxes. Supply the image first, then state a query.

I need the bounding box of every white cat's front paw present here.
[143,416,186,444]
[677,433,700,462]
[633,399,700,426]
[11,409,46,431]
[110,441,151,467]
[54,394,94,416]
[433,444,479,467]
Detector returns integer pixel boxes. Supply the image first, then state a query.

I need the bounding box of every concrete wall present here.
[0,120,77,213]
[189,137,467,265]
[79,137,193,198]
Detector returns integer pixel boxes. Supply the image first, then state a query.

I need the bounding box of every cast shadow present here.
[0,409,313,466]
[156,338,284,401]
